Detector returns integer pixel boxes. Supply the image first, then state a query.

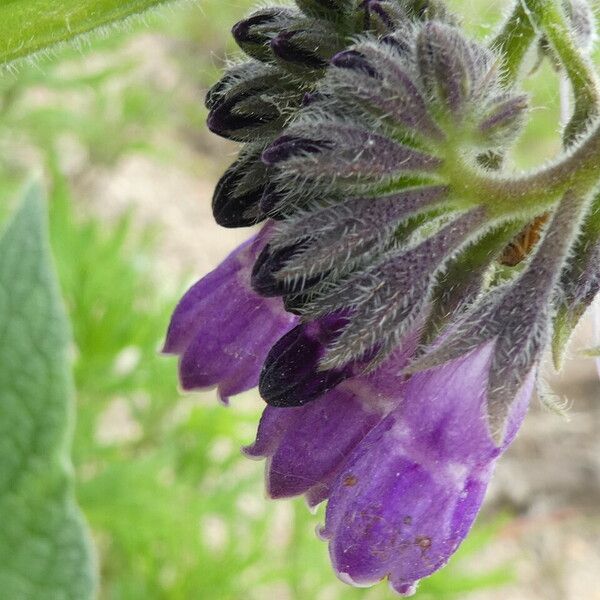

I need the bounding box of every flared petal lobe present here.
[247,342,418,506]
[321,343,535,596]
[164,225,297,402]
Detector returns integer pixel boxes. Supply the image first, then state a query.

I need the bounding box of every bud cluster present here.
[253,21,533,412]
[206,0,455,228]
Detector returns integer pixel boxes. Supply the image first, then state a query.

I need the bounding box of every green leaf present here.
[584,346,600,358]
[0,0,175,66]
[0,184,96,599]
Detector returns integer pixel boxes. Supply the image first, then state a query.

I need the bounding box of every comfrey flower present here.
[163,225,297,403]
[166,0,600,595]
[320,344,534,595]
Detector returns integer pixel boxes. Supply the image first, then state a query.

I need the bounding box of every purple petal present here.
[164,224,298,402]
[250,337,420,503]
[243,405,300,459]
[321,343,535,593]
[266,384,387,499]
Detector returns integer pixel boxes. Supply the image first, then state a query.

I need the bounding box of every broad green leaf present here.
[0,184,96,599]
[0,0,174,66]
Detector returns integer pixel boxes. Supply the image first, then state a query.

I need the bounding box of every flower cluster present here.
[206,0,454,228]
[165,0,600,595]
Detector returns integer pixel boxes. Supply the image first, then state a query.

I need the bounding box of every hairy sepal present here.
[212,145,269,228]
[408,191,591,441]
[232,7,302,63]
[311,206,489,370]
[206,61,301,142]
[266,186,450,289]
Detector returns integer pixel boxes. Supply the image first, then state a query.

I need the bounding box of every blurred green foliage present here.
[0,1,556,598]
[0,185,96,600]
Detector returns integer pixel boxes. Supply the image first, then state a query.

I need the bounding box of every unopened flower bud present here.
[416,21,496,118]
[232,7,301,62]
[271,26,344,72]
[259,313,356,407]
[477,93,529,148]
[212,146,269,228]
[364,1,410,33]
[553,193,600,366]
[206,63,299,141]
[295,0,355,19]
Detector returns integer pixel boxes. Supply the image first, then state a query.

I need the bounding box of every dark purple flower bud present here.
[416,21,496,118]
[267,186,449,286]
[327,39,445,140]
[271,27,344,72]
[251,241,327,296]
[205,71,236,111]
[331,49,381,78]
[259,312,363,407]
[259,182,287,215]
[364,0,409,33]
[477,93,529,147]
[264,122,441,185]
[212,147,269,228]
[164,224,297,402]
[207,93,281,142]
[322,343,534,594]
[206,63,297,142]
[262,134,333,165]
[380,30,414,57]
[232,7,300,62]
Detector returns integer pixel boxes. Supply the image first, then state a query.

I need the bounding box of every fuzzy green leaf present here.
[0,0,174,66]
[0,184,96,599]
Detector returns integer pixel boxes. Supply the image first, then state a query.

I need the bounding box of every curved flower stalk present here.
[163,225,297,403]
[553,191,600,367]
[165,0,600,596]
[408,189,590,439]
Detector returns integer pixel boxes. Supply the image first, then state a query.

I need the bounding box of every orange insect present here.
[501,214,549,267]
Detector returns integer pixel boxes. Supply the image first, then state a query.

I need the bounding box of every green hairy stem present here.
[522,0,600,144]
[492,1,538,86]
[456,0,600,219]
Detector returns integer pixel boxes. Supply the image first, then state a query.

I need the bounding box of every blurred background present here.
[1,0,599,598]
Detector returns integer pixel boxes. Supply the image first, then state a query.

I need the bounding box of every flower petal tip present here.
[389,580,418,597]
